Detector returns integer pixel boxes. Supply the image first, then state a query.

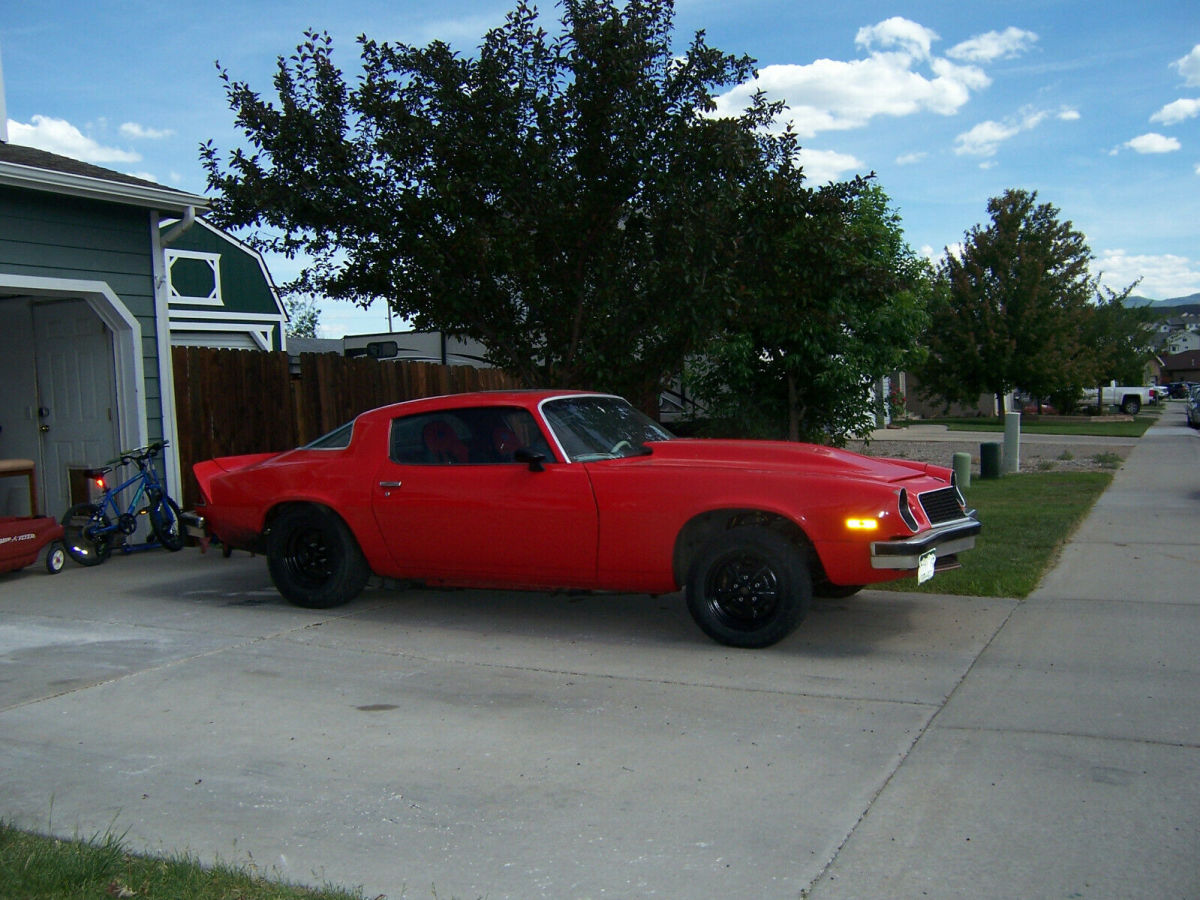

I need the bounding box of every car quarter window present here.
[389,407,554,465]
[302,420,355,450]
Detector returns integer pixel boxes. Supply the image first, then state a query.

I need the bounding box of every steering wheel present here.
[610,440,632,455]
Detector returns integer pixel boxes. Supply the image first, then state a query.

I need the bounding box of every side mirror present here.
[514,448,547,472]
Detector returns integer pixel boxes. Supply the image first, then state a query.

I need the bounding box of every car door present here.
[371,407,599,587]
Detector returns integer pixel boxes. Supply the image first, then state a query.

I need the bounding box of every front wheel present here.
[149,497,185,551]
[62,503,113,566]
[686,526,811,648]
[267,505,369,609]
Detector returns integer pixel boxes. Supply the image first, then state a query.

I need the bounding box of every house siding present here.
[163,218,287,351]
[0,184,166,440]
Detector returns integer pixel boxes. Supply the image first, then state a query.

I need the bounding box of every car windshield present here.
[541,395,674,462]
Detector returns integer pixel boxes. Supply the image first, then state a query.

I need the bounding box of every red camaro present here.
[194,391,980,648]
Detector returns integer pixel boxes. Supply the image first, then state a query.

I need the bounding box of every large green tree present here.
[687,179,932,443]
[918,189,1100,415]
[201,0,786,403]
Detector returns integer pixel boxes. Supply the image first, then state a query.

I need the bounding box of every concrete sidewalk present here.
[0,406,1197,898]
[809,402,1200,898]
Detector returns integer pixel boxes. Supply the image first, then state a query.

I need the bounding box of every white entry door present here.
[32,300,119,518]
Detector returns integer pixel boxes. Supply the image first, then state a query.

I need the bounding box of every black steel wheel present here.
[61,503,113,567]
[266,505,369,609]
[686,526,811,648]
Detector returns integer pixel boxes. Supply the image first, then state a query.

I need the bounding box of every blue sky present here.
[3,1,1198,337]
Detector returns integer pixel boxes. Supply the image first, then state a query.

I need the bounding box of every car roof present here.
[354,389,610,423]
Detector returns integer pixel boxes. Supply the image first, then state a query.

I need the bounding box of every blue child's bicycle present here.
[61,440,185,566]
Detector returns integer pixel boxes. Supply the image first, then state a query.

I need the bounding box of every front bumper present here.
[869,516,982,570]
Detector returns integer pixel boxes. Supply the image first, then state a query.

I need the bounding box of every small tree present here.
[687,180,932,443]
[1048,282,1155,414]
[919,189,1099,415]
[284,294,321,338]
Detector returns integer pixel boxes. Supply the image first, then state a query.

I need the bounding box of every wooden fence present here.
[171,346,520,509]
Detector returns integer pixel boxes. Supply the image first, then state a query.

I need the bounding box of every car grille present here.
[919,487,964,525]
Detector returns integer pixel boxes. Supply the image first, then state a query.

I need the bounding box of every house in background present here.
[0,138,207,519]
[161,216,288,352]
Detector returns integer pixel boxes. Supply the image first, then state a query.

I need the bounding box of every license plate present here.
[917,549,936,584]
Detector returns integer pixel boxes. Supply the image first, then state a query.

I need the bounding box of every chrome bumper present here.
[870,517,982,570]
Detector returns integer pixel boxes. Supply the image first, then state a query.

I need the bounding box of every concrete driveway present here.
[2,406,1197,899]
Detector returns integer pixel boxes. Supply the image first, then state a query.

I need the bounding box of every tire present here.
[46,540,66,574]
[267,505,369,609]
[149,496,185,551]
[686,526,811,648]
[1120,396,1141,415]
[62,503,113,567]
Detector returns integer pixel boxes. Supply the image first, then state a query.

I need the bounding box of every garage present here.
[0,142,206,520]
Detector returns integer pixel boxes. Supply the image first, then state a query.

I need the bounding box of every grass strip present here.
[874,470,1114,598]
[0,822,368,900]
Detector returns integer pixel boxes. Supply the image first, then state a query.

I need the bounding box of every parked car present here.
[1187,385,1200,428]
[1079,384,1155,415]
[194,391,980,648]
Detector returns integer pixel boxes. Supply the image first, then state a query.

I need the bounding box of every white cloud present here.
[1058,108,1081,121]
[896,151,927,165]
[795,147,863,184]
[953,108,1050,156]
[947,27,1038,64]
[6,115,141,164]
[1096,249,1200,299]
[855,17,938,60]
[119,122,175,140]
[714,18,1014,139]
[1173,44,1200,87]
[1150,98,1200,125]
[1124,132,1182,153]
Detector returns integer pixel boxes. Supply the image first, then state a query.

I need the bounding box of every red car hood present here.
[646,439,947,483]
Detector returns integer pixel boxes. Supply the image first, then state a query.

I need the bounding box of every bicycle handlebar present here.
[105,440,169,467]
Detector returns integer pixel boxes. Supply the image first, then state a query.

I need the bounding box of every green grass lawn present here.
[0,822,366,900]
[874,469,1114,598]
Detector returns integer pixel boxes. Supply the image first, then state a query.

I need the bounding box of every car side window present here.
[389,407,553,465]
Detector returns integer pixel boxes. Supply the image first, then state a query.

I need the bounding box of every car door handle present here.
[379,481,402,488]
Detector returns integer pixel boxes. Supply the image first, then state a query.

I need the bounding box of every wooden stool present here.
[0,459,38,516]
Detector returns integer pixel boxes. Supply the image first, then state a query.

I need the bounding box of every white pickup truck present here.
[1080,384,1157,415]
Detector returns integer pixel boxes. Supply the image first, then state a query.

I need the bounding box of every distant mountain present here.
[1126,292,1200,309]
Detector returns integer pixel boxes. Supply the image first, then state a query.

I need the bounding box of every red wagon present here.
[0,458,65,575]
[0,515,66,575]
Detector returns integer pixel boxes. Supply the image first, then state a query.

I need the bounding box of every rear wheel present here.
[686,526,811,648]
[62,503,112,566]
[45,540,66,574]
[267,505,369,608]
[149,496,185,551]
[1120,396,1141,415]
